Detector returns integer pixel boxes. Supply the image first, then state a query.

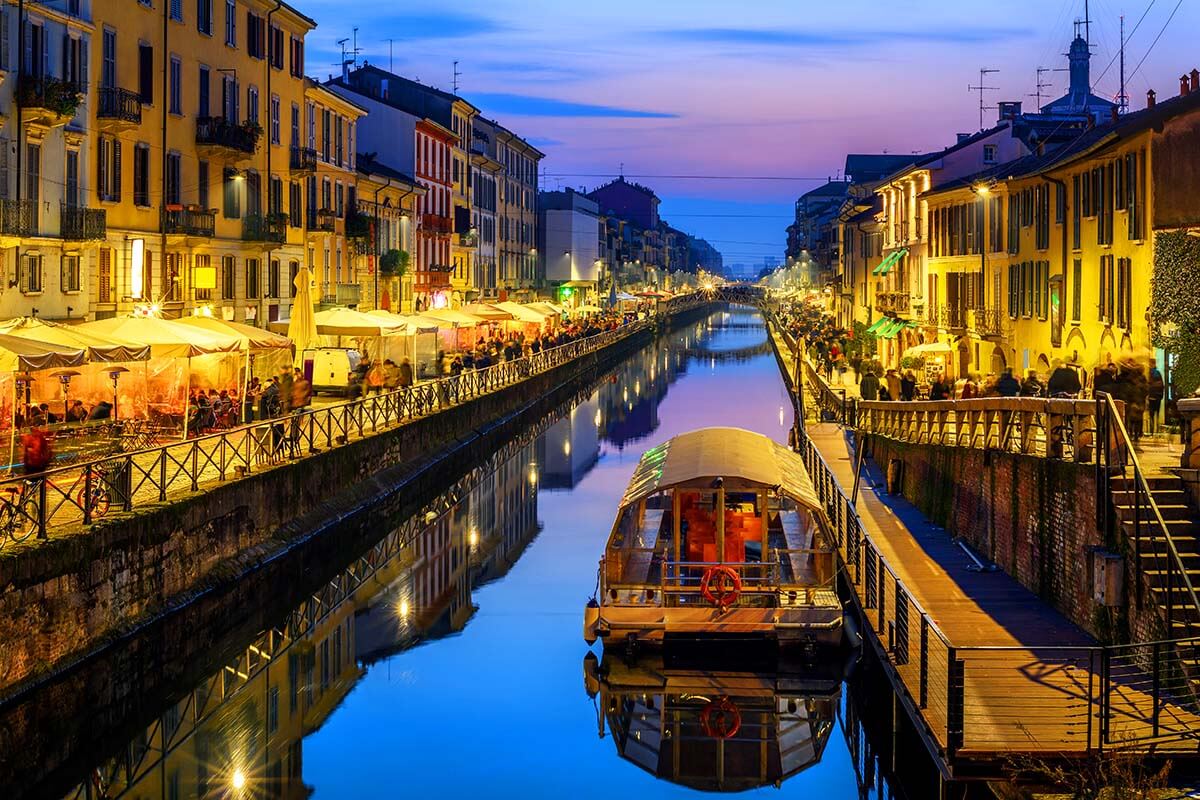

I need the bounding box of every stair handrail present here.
[1096,391,1200,630]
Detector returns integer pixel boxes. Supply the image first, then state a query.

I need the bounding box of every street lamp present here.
[104,366,130,421]
[52,369,80,422]
[969,179,997,315]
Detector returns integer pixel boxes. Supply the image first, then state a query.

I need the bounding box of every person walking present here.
[399,357,414,388]
[884,369,901,401]
[995,369,1020,397]
[858,369,881,401]
[382,359,400,391]
[1019,370,1044,397]
[1116,358,1148,442]
[960,373,980,399]
[1047,360,1082,397]
[900,370,918,401]
[928,376,951,401]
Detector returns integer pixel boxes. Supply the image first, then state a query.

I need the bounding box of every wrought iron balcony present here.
[163,207,216,237]
[59,204,106,240]
[974,306,1008,337]
[320,282,361,306]
[0,199,37,237]
[423,214,452,234]
[195,116,261,155]
[314,209,336,232]
[289,146,317,172]
[242,213,287,243]
[96,87,142,126]
[17,75,83,126]
[875,290,910,314]
[931,303,970,330]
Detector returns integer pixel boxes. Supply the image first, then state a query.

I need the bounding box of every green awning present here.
[877,319,903,338]
[874,248,908,276]
[865,317,889,334]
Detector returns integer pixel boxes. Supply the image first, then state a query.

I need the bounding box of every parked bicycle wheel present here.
[77,482,111,518]
[1,496,38,543]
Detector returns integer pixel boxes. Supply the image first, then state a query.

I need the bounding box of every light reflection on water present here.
[43,309,949,800]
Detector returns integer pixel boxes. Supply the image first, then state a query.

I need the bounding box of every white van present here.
[303,347,363,396]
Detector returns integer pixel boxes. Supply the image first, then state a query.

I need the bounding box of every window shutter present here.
[79,37,87,87]
[0,10,9,71]
[113,140,122,201]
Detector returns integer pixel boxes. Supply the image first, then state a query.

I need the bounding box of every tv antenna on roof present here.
[1031,66,1067,110]
[969,67,1000,132]
[453,60,462,94]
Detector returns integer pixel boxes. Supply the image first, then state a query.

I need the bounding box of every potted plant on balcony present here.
[380,249,409,277]
[240,120,264,149]
[17,75,82,120]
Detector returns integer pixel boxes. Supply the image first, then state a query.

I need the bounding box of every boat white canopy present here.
[618,427,823,515]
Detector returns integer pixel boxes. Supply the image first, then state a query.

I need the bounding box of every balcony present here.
[346,213,373,256]
[320,282,361,306]
[59,205,106,240]
[422,214,452,235]
[931,303,970,330]
[314,209,336,232]
[289,146,317,173]
[96,87,142,127]
[974,306,1008,338]
[875,291,911,314]
[242,213,287,244]
[163,206,216,237]
[195,116,261,157]
[0,199,37,237]
[17,75,83,127]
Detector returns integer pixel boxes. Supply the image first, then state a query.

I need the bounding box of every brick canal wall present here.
[0,304,713,700]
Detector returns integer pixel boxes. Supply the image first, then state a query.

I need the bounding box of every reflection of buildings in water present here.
[585,654,839,793]
[355,439,542,661]
[70,440,544,800]
[597,335,690,450]
[539,397,601,489]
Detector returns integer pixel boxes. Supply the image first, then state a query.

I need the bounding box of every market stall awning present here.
[0,333,86,372]
[561,280,596,288]
[176,316,292,351]
[0,317,150,363]
[365,310,441,335]
[902,341,954,358]
[460,303,515,321]
[424,308,487,326]
[525,302,564,317]
[872,249,907,276]
[76,316,241,359]
[312,307,410,337]
[494,301,550,323]
[876,319,907,339]
[865,317,890,334]
[568,304,603,316]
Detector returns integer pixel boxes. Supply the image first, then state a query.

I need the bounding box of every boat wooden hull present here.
[586,604,842,648]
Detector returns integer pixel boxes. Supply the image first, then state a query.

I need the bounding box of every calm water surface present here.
[34,308,953,799]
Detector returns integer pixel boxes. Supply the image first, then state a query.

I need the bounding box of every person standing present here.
[1047,360,1082,397]
[399,357,414,388]
[1147,366,1165,434]
[884,369,901,402]
[928,376,951,401]
[1019,370,1044,397]
[995,369,1020,397]
[959,373,979,399]
[858,369,881,401]
[900,370,918,401]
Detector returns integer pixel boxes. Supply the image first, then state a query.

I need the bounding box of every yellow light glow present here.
[399,599,410,619]
[528,466,538,485]
[231,769,247,791]
[469,529,479,547]
[594,409,602,426]
[563,440,571,456]
[130,238,145,299]
[974,183,990,195]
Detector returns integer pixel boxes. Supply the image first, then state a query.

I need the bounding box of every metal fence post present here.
[919,616,929,708]
[947,648,964,758]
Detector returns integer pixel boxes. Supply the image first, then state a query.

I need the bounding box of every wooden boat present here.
[584,427,842,650]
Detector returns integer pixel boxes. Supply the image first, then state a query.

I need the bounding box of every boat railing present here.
[663,560,778,591]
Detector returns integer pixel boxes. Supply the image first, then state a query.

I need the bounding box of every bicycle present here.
[0,465,113,545]
[0,482,38,543]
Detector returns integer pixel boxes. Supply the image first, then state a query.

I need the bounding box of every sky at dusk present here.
[298,0,1200,270]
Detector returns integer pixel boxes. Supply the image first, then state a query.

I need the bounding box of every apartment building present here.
[494,123,542,298]
[470,117,501,299]
[354,152,423,314]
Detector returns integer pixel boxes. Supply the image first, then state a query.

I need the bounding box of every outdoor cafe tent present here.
[364,311,441,377]
[902,341,954,358]
[460,303,514,322]
[525,302,565,318]
[494,301,550,324]
[176,316,293,385]
[76,316,241,359]
[0,317,151,363]
[423,307,491,351]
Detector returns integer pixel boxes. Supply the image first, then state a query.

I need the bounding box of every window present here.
[247,85,258,124]
[197,0,212,35]
[1097,164,1112,246]
[163,252,181,302]
[194,254,212,301]
[169,56,182,114]
[289,260,299,297]
[1127,150,1144,240]
[268,687,279,734]
[335,181,343,217]
[268,258,280,298]
[269,175,282,214]
[138,43,153,104]
[305,101,315,148]
[1006,193,1018,254]
[198,160,209,208]
[170,0,182,22]
[101,29,116,88]
[1071,174,1081,250]
[246,11,264,59]
[133,144,150,206]
[61,255,80,292]
[269,25,283,69]
[221,74,238,121]
[20,254,43,293]
[288,181,301,227]
[245,170,261,216]
[61,35,86,87]
[289,36,303,78]
[270,95,280,144]
[223,168,240,218]
[1034,183,1050,250]
[221,255,235,299]
[224,0,235,46]
[1098,254,1115,324]
[197,65,210,116]
[166,152,181,205]
[246,258,260,299]
[983,145,998,164]
[1116,257,1132,330]
[98,247,113,303]
[321,109,330,161]
[1071,258,1081,322]
[1054,182,1065,224]
[335,116,343,165]
[97,136,121,201]
[65,151,79,207]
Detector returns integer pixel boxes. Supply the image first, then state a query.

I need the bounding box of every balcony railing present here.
[59,204,106,240]
[931,303,970,330]
[96,87,142,125]
[0,199,37,237]
[974,306,1007,337]
[242,213,287,243]
[314,209,336,232]
[163,207,216,237]
[875,291,910,314]
[320,282,361,306]
[195,116,261,155]
[16,75,83,123]
[422,214,452,234]
[289,146,317,172]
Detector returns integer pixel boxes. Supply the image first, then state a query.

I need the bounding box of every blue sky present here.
[300,0,1200,270]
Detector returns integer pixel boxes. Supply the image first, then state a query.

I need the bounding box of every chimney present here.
[956,133,970,143]
[1181,75,1190,97]
[1192,69,1199,93]
[997,101,1022,121]
[1147,89,1157,108]
[1110,105,1119,124]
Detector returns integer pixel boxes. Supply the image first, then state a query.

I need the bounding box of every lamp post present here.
[969,180,996,317]
[104,366,130,421]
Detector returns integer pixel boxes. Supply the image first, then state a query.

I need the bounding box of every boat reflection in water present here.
[584,652,840,792]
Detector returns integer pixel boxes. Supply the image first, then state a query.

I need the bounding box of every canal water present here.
[16,308,970,799]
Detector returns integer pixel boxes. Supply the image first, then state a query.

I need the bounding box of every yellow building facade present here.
[88,0,315,323]
[353,154,424,314]
[448,97,478,304]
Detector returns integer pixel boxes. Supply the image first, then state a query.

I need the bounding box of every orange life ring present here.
[700,565,742,608]
[700,696,742,739]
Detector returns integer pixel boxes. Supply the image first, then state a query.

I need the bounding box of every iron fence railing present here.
[0,296,709,548]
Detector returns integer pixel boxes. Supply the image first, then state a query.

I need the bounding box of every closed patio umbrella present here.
[287,266,319,366]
